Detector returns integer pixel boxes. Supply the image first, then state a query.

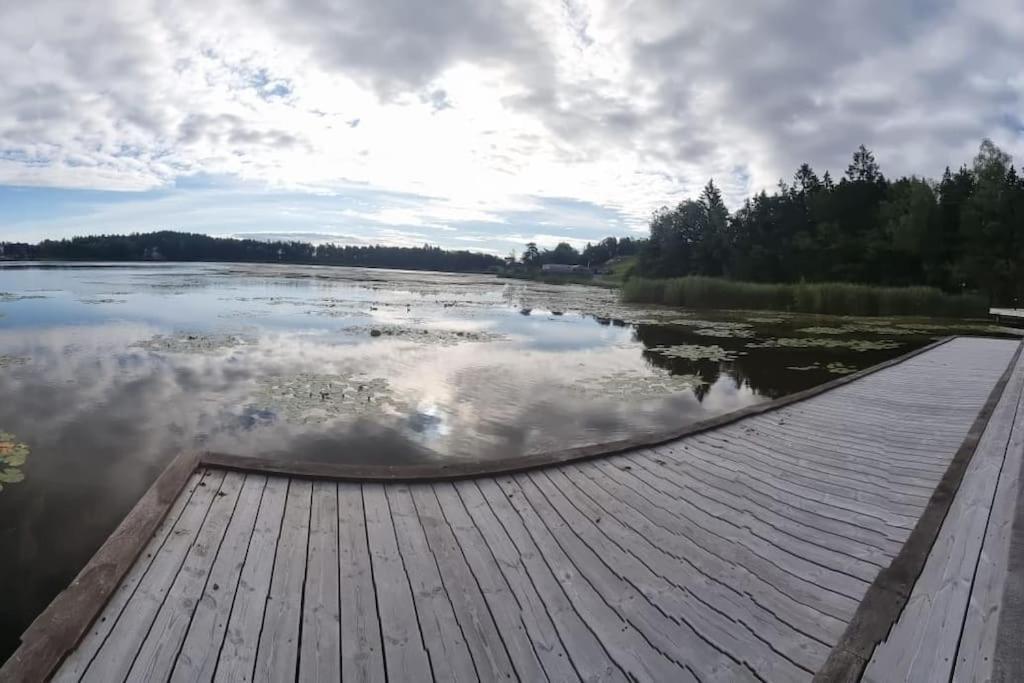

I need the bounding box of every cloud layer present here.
[2,0,1022,243]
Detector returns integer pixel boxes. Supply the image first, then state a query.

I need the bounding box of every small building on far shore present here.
[541,263,590,275]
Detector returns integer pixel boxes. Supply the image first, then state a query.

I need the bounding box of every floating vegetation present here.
[688,321,756,338]
[347,324,504,345]
[78,297,127,305]
[0,292,48,302]
[786,361,860,375]
[0,431,29,492]
[0,355,29,368]
[798,326,848,335]
[569,371,708,400]
[747,337,901,351]
[133,333,250,354]
[745,315,787,324]
[826,362,858,374]
[648,344,737,361]
[252,373,410,424]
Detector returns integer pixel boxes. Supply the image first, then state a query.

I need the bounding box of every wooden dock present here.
[990,307,1024,324]
[3,336,1024,682]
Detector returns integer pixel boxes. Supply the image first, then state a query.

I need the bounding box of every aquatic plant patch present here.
[569,371,708,400]
[0,292,48,302]
[133,333,252,354]
[747,337,901,351]
[252,373,410,424]
[347,324,505,345]
[649,344,738,361]
[0,431,29,492]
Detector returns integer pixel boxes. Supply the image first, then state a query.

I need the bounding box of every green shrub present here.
[622,276,985,317]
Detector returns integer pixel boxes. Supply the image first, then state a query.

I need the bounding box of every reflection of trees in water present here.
[621,322,902,400]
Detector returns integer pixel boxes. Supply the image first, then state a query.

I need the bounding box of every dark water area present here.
[0,261,1010,660]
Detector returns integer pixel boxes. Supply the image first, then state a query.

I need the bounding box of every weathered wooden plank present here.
[451,480,589,681]
[51,467,204,683]
[534,468,810,682]
[433,483,555,682]
[638,445,902,555]
[128,471,246,680]
[362,483,431,680]
[337,483,385,683]
[584,460,849,643]
[488,477,697,681]
[863,357,1024,681]
[723,423,945,490]
[80,469,226,683]
[625,449,893,569]
[954,381,1024,681]
[559,464,834,672]
[465,479,627,681]
[171,474,268,682]
[386,484,477,682]
[687,433,928,516]
[665,441,921,532]
[410,484,516,680]
[253,478,312,683]
[300,480,341,682]
[624,451,884,580]
[592,459,865,618]
[212,475,289,682]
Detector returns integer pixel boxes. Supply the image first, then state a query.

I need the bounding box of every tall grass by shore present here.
[621,276,987,317]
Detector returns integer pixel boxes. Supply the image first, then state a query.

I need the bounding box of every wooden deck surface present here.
[6,336,1024,682]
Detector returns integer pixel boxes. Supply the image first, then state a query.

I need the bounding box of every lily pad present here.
[568,371,708,400]
[347,324,504,345]
[0,292,48,302]
[0,431,29,492]
[648,344,737,361]
[252,373,411,425]
[134,333,251,354]
[746,338,901,351]
[0,355,29,368]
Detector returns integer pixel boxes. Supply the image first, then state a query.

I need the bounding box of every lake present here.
[0,261,1008,659]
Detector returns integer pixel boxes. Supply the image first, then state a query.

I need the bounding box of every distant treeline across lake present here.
[0,231,504,273]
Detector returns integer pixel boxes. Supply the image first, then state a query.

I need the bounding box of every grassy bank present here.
[622,276,987,317]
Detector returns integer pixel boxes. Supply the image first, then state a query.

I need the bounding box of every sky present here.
[1,0,1022,253]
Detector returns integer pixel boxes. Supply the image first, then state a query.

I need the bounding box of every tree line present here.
[634,140,1024,305]
[0,231,503,273]
[518,236,643,268]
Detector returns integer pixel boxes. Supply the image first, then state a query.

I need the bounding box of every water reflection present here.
[0,261,976,659]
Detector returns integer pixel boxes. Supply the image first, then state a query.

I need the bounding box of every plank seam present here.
[207,474,271,679]
[625,454,888,574]
[358,484,390,683]
[426,485,521,681]
[541,468,798,678]
[473,480,627,679]
[949,373,1024,679]
[500,476,697,680]
[165,471,252,677]
[584,462,847,640]
[404,487,483,681]
[814,339,1024,682]
[118,473,229,679]
[250,477,291,683]
[295,479,315,683]
[87,468,222,679]
[380,485,435,681]
[448,482,569,682]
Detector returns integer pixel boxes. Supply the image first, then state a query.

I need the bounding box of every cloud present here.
[1,0,1022,244]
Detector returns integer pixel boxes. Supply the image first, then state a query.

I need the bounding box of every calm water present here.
[0,261,1000,658]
